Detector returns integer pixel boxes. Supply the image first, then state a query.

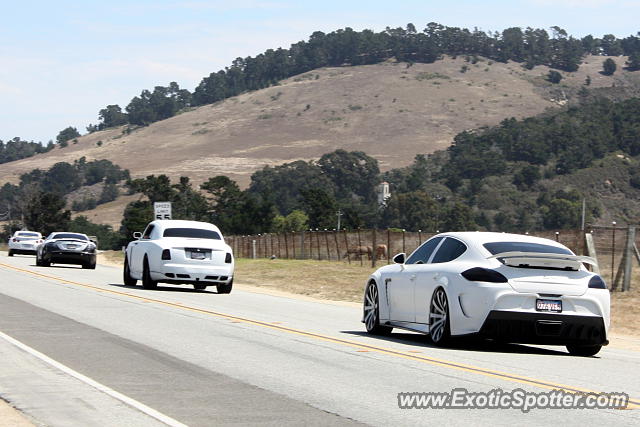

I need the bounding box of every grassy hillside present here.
[2,55,637,188]
[2,55,640,228]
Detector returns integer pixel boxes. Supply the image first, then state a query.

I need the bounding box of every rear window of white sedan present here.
[483,242,572,255]
[16,232,40,238]
[163,228,221,240]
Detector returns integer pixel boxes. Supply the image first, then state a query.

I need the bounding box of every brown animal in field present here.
[375,244,388,260]
[344,245,372,260]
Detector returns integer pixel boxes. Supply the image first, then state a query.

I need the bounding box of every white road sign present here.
[154,202,172,220]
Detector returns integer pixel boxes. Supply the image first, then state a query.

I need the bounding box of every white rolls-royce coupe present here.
[123,220,234,293]
[363,232,610,357]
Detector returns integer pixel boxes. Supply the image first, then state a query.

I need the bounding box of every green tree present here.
[542,198,580,229]
[547,70,562,83]
[23,191,71,235]
[99,183,119,204]
[602,58,617,76]
[300,188,337,229]
[626,53,640,71]
[440,203,476,231]
[513,165,541,189]
[98,104,128,130]
[273,210,309,232]
[380,191,439,231]
[317,149,380,204]
[56,126,81,145]
[120,200,153,240]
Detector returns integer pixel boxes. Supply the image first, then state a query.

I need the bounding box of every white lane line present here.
[0,330,188,427]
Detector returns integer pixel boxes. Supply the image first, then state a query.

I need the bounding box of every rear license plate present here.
[191,252,205,260]
[536,299,562,313]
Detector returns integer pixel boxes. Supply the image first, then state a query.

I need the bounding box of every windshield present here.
[16,232,40,238]
[163,228,221,240]
[50,233,88,241]
[483,241,572,255]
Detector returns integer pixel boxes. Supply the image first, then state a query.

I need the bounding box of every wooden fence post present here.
[292,231,297,259]
[357,228,363,266]
[315,230,321,260]
[333,230,340,262]
[284,232,290,259]
[387,229,391,265]
[372,228,377,268]
[343,230,351,264]
[324,229,331,260]
[623,226,635,292]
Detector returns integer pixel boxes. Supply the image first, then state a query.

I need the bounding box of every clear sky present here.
[1,0,639,144]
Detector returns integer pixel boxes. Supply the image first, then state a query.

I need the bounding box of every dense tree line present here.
[0,158,130,243]
[443,97,640,184]
[89,23,640,131]
[0,137,54,164]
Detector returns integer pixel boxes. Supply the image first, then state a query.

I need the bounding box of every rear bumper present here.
[478,310,607,346]
[151,263,234,284]
[46,251,96,265]
[9,248,37,255]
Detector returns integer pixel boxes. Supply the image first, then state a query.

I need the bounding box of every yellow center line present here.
[2,261,639,409]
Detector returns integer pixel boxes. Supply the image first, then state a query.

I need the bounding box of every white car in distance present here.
[8,230,43,256]
[363,232,610,357]
[124,220,234,293]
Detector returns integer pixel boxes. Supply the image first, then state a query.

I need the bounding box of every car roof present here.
[436,231,571,252]
[15,230,41,235]
[149,220,221,232]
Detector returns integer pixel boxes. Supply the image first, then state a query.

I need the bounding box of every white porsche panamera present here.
[362,232,610,357]
[123,220,234,293]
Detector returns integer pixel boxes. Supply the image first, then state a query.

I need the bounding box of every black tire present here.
[83,261,96,269]
[123,256,137,286]
[35,255,43,266]
[363,281,393,335]
[566,344,602,357]
[217,279,233,294]
[8,250,13,257]
[142,258,157,290]
[429,287,451,346]
[193,284,207,290]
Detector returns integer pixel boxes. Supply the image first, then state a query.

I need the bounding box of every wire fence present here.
[228,226,640,291]
[227,228,589,264]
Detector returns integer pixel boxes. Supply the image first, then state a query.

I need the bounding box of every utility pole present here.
[581,198,586,231]
[336,210,342,231]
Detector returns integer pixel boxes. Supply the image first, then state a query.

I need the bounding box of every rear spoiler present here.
[488,252,597,266]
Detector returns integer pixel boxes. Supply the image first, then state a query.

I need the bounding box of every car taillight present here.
[161,249,171,260]
[588,275,607,289]
[461,267,508,283]
[225,253,232,263]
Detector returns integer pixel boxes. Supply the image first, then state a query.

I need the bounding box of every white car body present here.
[124,220,234,292]
[8,231,43,256]
[362,232,610,356]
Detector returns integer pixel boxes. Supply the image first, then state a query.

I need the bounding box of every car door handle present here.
[410,274,417,281]
[433,273,441,280]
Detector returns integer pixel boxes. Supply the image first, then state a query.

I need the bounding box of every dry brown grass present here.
[235,258,373,302]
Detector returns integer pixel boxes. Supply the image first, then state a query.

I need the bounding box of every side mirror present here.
[393,253,406,264]
[133,232,142,240]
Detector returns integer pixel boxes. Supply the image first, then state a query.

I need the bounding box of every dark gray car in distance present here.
[36,232,97,269]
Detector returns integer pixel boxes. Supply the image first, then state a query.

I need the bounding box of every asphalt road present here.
[0,253,639,426]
